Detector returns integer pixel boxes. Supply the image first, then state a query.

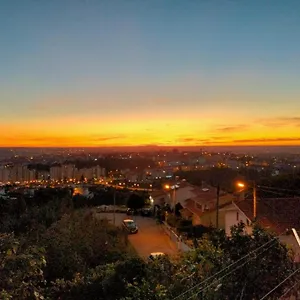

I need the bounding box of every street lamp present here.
[237,182,245,188]
[236,181,257,220]
[216,184,220,229]
[113,188,116,225]
[164,184,176,215]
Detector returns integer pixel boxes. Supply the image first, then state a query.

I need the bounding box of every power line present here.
[259,268,300,300]
[279,278,300,299]
[173,233,283,300]
[258,185,300,195]
[259,188,290,197]
[186,241,277,300]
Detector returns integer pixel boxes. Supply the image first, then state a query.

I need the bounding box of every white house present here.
[220,202,252,236]
[221,198,300,262]
[171,182,205,208]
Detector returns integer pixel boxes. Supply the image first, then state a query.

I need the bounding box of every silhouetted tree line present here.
[258,173,300,198]
[28,163,50,171]
[64,157,155,172]
[27,156,155,175]
[174,167,294,193]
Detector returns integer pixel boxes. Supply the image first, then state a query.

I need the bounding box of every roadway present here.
[96,212,178,259]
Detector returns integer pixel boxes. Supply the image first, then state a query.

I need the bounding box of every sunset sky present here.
[1,0,300,147]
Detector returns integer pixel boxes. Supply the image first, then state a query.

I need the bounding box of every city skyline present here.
[1,0,300,147]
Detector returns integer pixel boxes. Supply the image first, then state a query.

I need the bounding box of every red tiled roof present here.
[234,197,300,234]
[185,202,203,217]
[183,193,233,218]
[197,201,234,220]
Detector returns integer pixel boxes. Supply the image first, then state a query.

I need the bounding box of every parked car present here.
[122,219,138,234]
[141,207,152,217]
[148,252,165,260]
[116,205,127,213]
[126,208,137,215]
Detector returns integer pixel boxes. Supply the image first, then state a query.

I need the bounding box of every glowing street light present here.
[237,182,245,188]
[236,181,257,219]
[164,184,176,214]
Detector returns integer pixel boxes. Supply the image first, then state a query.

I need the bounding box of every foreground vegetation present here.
[0,187,299,299]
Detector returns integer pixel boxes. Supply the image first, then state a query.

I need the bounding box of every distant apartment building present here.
[8,165,26,182]
[50,165,62,181]
[0,163,105,183]
[62,164,75,180]
[24,168,36,182]
[73,165,106,181]
[93,165,106,178]
[0,164,36,183]
[37,170,49,181]
[75,168,93,181]
[0,165,10,183]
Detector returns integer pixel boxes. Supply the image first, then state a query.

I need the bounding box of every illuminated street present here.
[96,213,178,258]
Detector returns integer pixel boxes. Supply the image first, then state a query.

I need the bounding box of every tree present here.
[214,223,294,300]
[0,233,46,299]
[127,194,145,210]
[174,202,183,217]
[46,257,147,300]
[175,224,294,300]
[16,196,27,215]
[41,210,132,281]
[0,182,296,300]
[122,224,295,300]
[72,194,87,209]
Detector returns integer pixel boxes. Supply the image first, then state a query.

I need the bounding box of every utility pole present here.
[113,189,116,225]
[292,228,300,248]
[216,184,220,229]
[173,187,176,216]
[253,181,257,220]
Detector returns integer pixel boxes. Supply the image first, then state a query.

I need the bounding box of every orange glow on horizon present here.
[2,115,300,147]
[2,135,300,147]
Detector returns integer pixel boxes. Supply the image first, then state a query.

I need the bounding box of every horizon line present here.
[1,145,300,149]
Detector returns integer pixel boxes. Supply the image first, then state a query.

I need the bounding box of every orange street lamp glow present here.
[164,184,170,190]
[237,182,245,188]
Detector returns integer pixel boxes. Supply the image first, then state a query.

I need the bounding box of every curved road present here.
[96,212,178,259]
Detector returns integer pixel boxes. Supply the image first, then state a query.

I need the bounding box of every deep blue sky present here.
[1,0,300,146]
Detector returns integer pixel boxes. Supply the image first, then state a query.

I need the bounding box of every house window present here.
[236,212,239,221]
[196,203,201,210]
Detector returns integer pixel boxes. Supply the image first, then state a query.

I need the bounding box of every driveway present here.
[96,212,178,258]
